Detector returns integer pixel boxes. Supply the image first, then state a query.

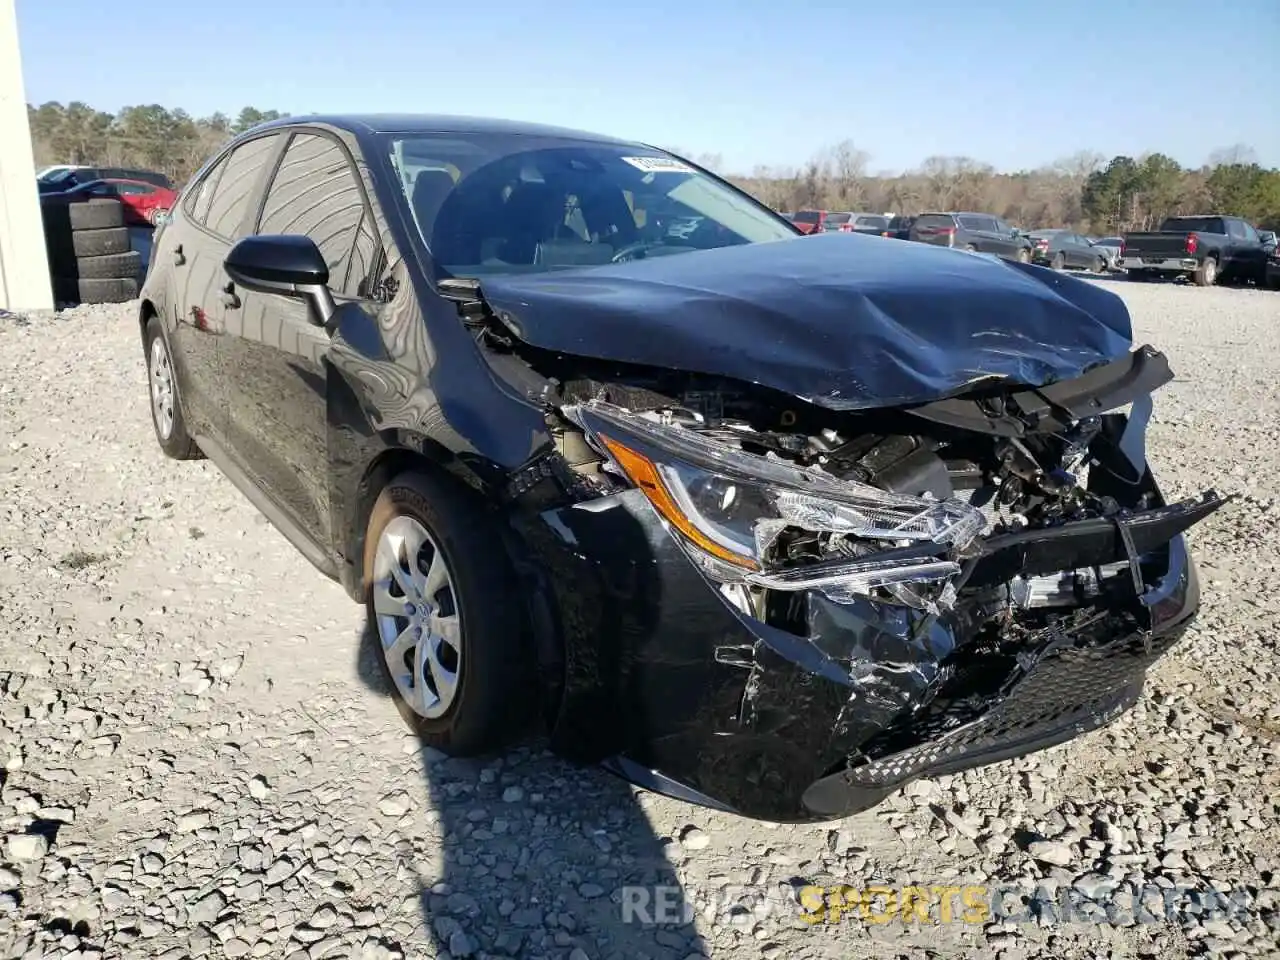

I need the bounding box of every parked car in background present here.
[824,212,892,236]
[791,209,829,234]
[1120,215,1271,286]
[38,166,175,194]
[37,164,92,183]
[884,214,916,240]
[1091,236,1124,271]
[1267,247,1280,290]
[138,112,1218,823]
[909,212,1032,262]
[43,178,178,226]
[1028,230,1109,272]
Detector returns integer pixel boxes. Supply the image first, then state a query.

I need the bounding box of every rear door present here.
[220,129,385,549]
[957,214,997,252]
[163,133,284,445]
[991,218,1022,257]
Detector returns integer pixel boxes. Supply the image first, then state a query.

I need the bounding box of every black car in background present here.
[138,113,1220,822]
[884,214,916,240]
[1028,229,1109,272]
[909,212,1033,262]
[38,166,174,194]
[1120,215,1272,286]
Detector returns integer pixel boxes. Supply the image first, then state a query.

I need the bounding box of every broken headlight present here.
[564,401,985,597]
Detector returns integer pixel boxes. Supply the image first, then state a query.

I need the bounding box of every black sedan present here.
[137,114,1223,822]
[1028,229,1109,272]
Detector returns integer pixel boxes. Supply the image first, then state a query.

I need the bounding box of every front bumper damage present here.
[514,462,1224,823]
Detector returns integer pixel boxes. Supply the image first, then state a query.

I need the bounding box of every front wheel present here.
[145,317,201,460]
[363,471,533,755]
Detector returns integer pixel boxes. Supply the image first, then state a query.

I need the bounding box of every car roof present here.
[248,113,639,146]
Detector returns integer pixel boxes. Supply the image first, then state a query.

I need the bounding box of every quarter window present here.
[258,133,377,298]
[205,134,280,239]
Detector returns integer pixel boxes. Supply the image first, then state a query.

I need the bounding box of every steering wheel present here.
[610,240,656,263]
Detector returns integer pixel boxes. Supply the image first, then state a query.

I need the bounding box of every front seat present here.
[498,182,565,264]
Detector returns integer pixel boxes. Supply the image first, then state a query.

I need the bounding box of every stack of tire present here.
[41,198,143,304]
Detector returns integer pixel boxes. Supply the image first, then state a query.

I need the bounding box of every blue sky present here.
[15,0,1279,175]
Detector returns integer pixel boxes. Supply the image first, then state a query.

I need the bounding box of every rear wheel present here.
[1194,257,1217,286]
[144,316,201,460]
[1016,247,1031,263]
[363,471,533,755]
[1093,255,1106,273]
[1051,251,1066,270]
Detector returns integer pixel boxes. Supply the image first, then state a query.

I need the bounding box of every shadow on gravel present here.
[356,621,706,960]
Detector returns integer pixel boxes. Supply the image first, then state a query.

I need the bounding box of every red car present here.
[44,177,177,226]
[790,209,830,234]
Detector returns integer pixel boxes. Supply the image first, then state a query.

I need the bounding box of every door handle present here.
[172,244,186,266]
[220,281,240,310]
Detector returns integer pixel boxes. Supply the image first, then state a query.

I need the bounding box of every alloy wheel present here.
[149,336,175,440]
[371,515,463,719]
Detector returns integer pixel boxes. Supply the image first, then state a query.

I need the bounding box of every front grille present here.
[843,616,1185,787]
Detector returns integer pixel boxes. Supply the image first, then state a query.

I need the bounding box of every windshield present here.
[387,134,796,276]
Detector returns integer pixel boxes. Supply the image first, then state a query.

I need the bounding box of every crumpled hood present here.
[475,232,1136,410]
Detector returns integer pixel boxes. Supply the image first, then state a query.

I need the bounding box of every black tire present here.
[1016,247,1031,263]
[53,276,139,304]
[963,243,976,252]
[68,250,142,281]
[69,198,125,231]
[62,226,131,259]
[1128,269,1149,282]
[1094,255,1106,274]
[362,471,533,756]
[1194,257,1217,287]
[1051,251,1066,270]
[144,317,201,460]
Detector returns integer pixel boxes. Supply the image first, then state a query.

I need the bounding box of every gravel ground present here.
[1,280,1278,960]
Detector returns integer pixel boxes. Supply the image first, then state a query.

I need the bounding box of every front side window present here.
[257,133,372,296]
[205,134,280,239]
[387,134,796,277]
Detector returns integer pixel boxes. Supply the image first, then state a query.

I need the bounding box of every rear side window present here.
[915,214,956,229]
[957,214,992,231]
[793,211,821,223]
[257,133,376,298]
[185,155,227,224]
[205,134,280,239]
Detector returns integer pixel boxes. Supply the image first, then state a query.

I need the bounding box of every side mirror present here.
[1260,231,1276,245]
[224,234,335,327]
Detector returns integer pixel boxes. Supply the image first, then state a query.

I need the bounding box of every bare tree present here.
[826,140,870,209]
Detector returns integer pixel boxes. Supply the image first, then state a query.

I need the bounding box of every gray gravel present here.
[1,279,1278,960]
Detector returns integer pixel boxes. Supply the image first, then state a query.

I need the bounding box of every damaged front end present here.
[505,345,1226,822]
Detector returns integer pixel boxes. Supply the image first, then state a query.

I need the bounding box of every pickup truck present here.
[1119,215,1271,286]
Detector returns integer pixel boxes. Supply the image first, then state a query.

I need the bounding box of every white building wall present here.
[0,0,52,311]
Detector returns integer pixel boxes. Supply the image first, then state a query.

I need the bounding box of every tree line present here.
[28,101,1280,233]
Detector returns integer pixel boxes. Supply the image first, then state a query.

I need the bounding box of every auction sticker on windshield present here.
[622,156,694,173]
